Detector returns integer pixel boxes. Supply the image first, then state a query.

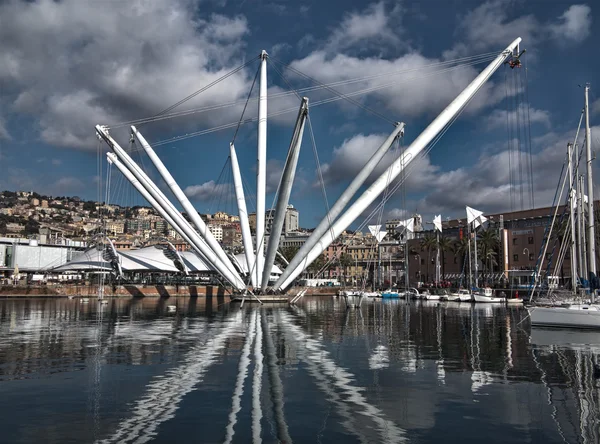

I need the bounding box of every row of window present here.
[513,237,535,245]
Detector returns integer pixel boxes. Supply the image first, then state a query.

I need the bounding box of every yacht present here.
[472,288,505,303]
[529,304,600,329]
[449,289,472,302]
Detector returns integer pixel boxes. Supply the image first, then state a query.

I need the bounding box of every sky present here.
[0,0,599,231]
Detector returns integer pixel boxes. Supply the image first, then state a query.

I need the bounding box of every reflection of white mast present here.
[99,312,242,444]
[280,312,406,443]
[252,310,263,443]
[435,305,445,384]
[224,310,257,444]
[470,308,493,393]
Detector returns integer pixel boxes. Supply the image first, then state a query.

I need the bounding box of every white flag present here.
[397,217,414,233]
[433,215,442,232]
[368,225,387,242]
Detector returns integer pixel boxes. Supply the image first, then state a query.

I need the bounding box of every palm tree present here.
[453,236,470,281]
[437,235,454,281]
[420,234,437,282]
[477,228,500,279]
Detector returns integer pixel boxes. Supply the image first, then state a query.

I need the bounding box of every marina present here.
[1,296,599,443]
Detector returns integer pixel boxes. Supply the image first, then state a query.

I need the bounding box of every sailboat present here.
[529,84,600,328]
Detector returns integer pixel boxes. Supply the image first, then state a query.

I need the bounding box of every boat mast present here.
[567,143,578,292]
[584,84,596,281]
[577,174,588,282]
[255,50,268,289]
[473,223,479,288]
[468,223,473,289]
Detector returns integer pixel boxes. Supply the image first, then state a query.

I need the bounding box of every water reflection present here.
[0,297,598,443]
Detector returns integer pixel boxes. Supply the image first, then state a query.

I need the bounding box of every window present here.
[513,254,519,262]
[529,253,534,261]
[512,238,518,245]
[528,237,534,245]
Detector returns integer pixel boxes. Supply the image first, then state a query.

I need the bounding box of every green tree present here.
[339,252,353,285]
[437,235,454,280]
[453,236,470,278]
[477,228,500,282]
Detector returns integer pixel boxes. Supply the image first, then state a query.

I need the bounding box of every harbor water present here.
[0,296,599,443]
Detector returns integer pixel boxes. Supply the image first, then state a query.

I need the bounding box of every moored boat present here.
[529,304,600,329]
[472,288,505,303]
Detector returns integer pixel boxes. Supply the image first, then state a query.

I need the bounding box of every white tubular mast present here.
[96,126,246,290]
[567,143,578,291]
[255,50,268,286]
[276,37,522,291]
[261,97,309,289]
[106,153,239,285]
[130,126,240,280]
[274,122,405,290]
[584,85,596,277]
[230,142,257,287]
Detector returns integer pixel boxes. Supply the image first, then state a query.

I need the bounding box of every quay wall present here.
[0,285,339,298]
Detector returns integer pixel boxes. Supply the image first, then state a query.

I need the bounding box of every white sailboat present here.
[529,84,600,328]
[472,287,505,303]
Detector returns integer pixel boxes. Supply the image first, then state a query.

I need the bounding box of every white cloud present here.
[485,105,551,130]
[550,4,592,43]
[325,2,402,54]
[0,116,10,140]
[592,98,600,116]
[444,1,592,58]
[0,0,252,150]
[184,180,232,202]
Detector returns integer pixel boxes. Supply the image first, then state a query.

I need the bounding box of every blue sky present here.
[0,0,598,229]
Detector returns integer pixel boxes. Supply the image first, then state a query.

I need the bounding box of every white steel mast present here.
[255,50,268,289]
[96,126,247,290]
[275,37,522,291]
[567,143,578,291]
[131,126,240,281]
[273,122,405,290]
[261,97,308,289]
[230,142,257,287]
[579,174,588,280]
[584,84,596,278]
[106,153,244,289]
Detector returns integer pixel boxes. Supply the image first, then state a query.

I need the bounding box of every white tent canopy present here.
[52,245,282,277]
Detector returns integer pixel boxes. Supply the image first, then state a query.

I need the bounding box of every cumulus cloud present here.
[444,1,592,58]
[485,105,551,130]
[184,180,232,202]
[0,0,252,150]
[550,4,592,43]
[0,117,10,140]
[325,2,403,54]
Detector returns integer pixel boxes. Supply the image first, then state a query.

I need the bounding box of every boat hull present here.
[529,306,600,329]
[473,294,505,303]
[381,292,400,299]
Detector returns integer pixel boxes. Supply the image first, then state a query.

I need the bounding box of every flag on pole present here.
[466,206,487,229]
[368,225,387,242]
[397,217,415,233]
[433,215,442,232]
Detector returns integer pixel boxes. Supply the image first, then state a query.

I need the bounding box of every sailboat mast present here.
[468,223,473,289]
[579,174,588,280]
[584,85,596,278]
[473,223,479,288]
[435,230,440,285]
[567,143,578,292]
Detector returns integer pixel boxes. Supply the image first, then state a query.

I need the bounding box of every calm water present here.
[0,296,599,443]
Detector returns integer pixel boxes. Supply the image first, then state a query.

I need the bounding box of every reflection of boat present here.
[167,305,177,312]
[450,289,472,302]
[473,288,505,303]
[81,298,89,303]
[530,327,600,351]
[529,304,600,329]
